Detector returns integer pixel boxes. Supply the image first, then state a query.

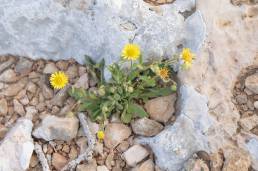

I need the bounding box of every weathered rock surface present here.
[104,123,131,149]
[0,118,34,171]
[0,0,205,74]
[144,94,176,123]
[123,145,149,167]
[33,115,79,141]
[138,85,214,171]
[131,117,163,136]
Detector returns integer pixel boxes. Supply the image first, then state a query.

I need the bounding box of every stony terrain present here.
[0,56,179,171]
[0,0,258,171]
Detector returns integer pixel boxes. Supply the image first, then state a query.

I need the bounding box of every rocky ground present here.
[0,0,258,171]
[0,56,179,171]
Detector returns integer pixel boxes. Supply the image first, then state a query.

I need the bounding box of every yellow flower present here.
[97,131,105,141]
[158,67,170,81]
[50,71,69,89]
[181,48,195,69]
[122,44,141,60]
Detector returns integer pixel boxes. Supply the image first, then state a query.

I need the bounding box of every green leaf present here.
[141,87,173,99]
[128,103,148,118]
[68,87,87,101]
[121,109,132,123]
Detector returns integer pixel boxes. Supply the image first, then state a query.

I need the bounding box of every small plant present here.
[69,44,194,124]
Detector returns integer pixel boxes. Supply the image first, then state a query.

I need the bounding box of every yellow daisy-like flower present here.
[181,48,195,69]
[50,71,69,89]
[97,131,105,141]
[158,67,170,81]
[122,44,141,61]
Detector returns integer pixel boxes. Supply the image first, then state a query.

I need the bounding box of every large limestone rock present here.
[0,118,34,171]
[0,0,205,69]
[33,115,79,141]
[138,85,215,171]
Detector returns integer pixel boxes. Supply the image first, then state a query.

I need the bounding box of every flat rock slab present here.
[0,118,34,171]
[0,0,205,72]
[33,115,79,141]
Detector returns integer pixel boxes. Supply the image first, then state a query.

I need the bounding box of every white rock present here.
[97,165,109,171]
[0,118,34,171]
[123,145,149,167]
[254,101,258,109]
[33,115,79,141]
[138,85,214,171]
[0,0,204,73]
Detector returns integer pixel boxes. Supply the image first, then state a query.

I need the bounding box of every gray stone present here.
[15,58,33,74]
[245,73,258,94]
[33,115,79,141]
[42,84,54,100]
[144,94,177,123]
[0,58,16,73]
[1,78,27,97]
[74,73,89,89]
[104,123,131,149]
[132,159,154,171]
[131,117,163,136]
[123,145,149,167]
[13,99,25,116]
[0,0,204,76]
[138,85,214,171]
[182,158,209,171]
[236,94,248,104]
[0,69,18,83]
[0,118,34,171]
[43,62,58,74]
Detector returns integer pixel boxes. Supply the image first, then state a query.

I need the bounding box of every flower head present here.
[181,48,195,69]
[122,44,141,61]
[97,130,105,141]
[158,67,170,81]
[50,71,69,89]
